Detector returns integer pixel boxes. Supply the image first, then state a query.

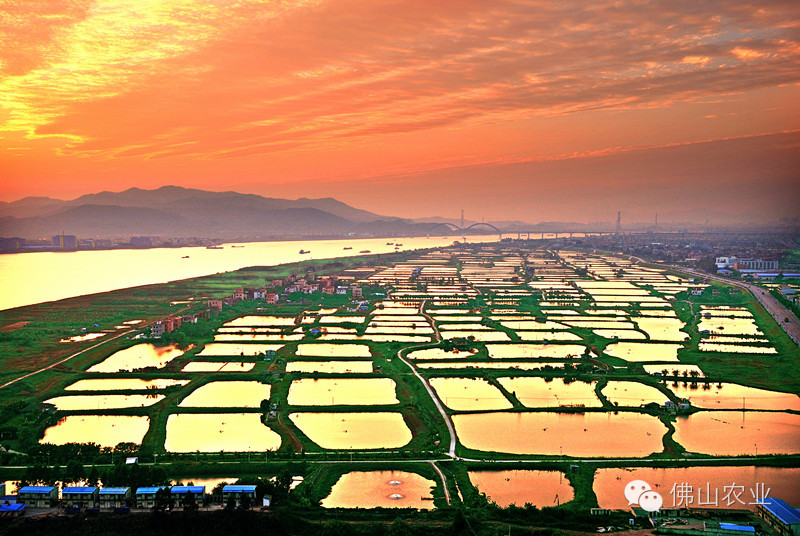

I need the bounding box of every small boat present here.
[231,245,244,248]
[343,247,352,250]
[206,245,223,250]
[359,250,371,253]
[299,249,310,254]
[181,255,190,259]
[395,243,403,246]
[386,242,394,245]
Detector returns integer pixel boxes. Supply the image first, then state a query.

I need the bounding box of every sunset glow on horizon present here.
[1,1,798,222]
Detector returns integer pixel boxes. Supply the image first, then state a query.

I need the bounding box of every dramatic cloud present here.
[0,0,798,221]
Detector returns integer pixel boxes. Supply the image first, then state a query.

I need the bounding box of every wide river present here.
[0,235,498,311]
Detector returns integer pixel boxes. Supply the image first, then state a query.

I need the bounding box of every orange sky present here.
[1,1,799,222]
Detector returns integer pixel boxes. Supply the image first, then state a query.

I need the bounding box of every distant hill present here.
[0,186,442,239]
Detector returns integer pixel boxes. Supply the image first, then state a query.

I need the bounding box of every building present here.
[757,498,800,536]
[17,486,57,507]
[170,486,205,508]
[151,323,166,338]
[208,299,223,311]
[135,487,166,509]
[52,234,78,249]
[702,522,756,535]
[98,487,131,509]
[130,236,152,248]
[737,258,779,270]
[61,486,99,508]
[233,287,246,301]
[663,398,691,412]
[0,503,25,515]
[222,485,257,507]
[252,289,266,300]
[265,293,279,304]
[350,286,363,299]
[0,237,25,251]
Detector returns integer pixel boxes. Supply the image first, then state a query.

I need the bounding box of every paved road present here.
[394,300,458,457]
[429,461,452,505]
[678,268,800,347]
[626,256,800,348]
[396,343,457,458]
[3,454,790,471]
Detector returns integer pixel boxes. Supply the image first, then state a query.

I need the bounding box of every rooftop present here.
[17,486,55,494]
[759,498,800,525]
[718,523,755,533]
[99,487,130,495]
[171,486,205,494]
[136,487,167,495]
[222,485,257,493]
[62,487,98,494]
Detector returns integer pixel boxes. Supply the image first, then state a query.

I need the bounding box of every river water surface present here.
[0,235,497,310]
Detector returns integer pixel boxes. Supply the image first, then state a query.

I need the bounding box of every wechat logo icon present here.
[624,480,663,513]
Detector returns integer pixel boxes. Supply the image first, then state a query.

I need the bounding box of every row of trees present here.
[18,461,170,490]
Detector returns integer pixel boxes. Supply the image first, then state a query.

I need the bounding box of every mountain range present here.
[0,186,450,239]
[1,186,758,241]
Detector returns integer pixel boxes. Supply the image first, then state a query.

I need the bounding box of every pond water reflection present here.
[289,412,411,449]
[673,411,800,455]
[453,412,666,456]
[468,470,573,507]
[322,471,435,509]
[179,381,270,407]
[287,378,398,406]
[42,415,150,447]
[164,413,281,452]
[86,344,184,372]
[594,466,800,510]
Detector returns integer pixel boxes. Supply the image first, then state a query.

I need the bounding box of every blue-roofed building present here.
[222,485,257,507]
[702,522,756,535]
[17,486,57,507]
[62,486,99,507]
[98,487,132,509]
[0,503,25,516]
[757,498,800,536]
[135,487,167,509]
[171,486,205,508]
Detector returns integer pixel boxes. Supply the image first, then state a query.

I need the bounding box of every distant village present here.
[150,273,365,338]
[0,234,226,252]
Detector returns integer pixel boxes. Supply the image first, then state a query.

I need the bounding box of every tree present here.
[387,518,413,536]
[154,487,170,511]
[184,491,198,512]
[320,520,354,536]
[62,459,85,485]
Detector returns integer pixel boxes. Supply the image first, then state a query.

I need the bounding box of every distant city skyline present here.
[1,1,798,223]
